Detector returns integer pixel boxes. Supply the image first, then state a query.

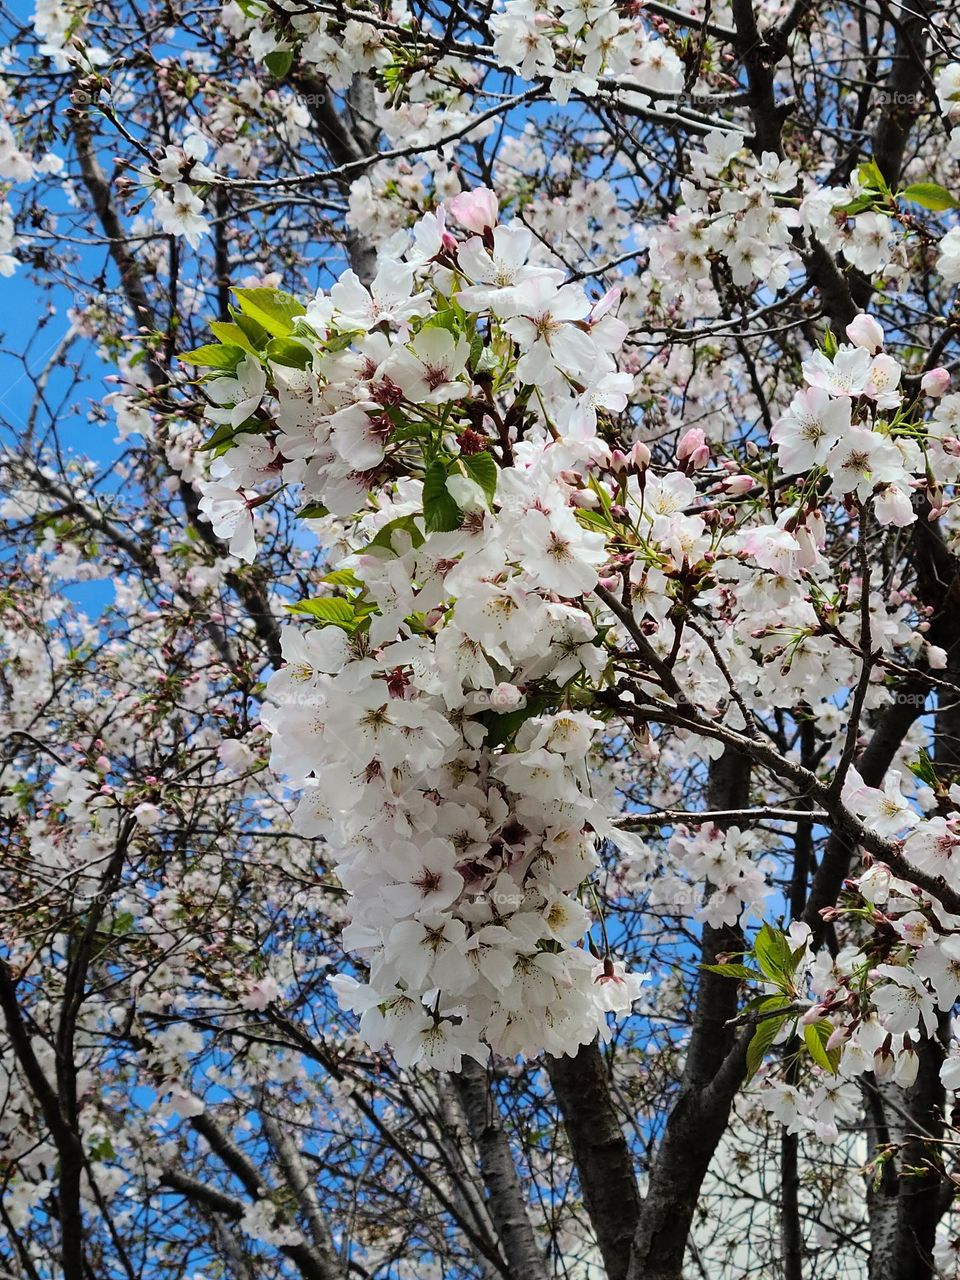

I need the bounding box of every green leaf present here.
[285,597,361,629]
[209,320,259,354]
[461,451,497,505]
[701,962,763,982]
[180,343,245,369]
[909,746,937,788]
[322,568,363,588]
[480,693,551,748]
[199,417,266,454]
[324,330,360,353]
[229,307,271,350]
[859,159,891,197]
[822,327,838,358]
[804,1020,840,1074]
[746,1017,787,1081]
[363,513,425,556]
[297,502,329,519]
[265,336,313,369]
[420,307,462,336]
[754,923,795,985]
[90,1135,116,1161]
[835,194,880,216]
[468,332,484,369]
[575,507,614,534]
[233,287,306,338]
[422,461,462,533]
[745,998,793,1081]
[899,182,959,211]
[264,47,294,79]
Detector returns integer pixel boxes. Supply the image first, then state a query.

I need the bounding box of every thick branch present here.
[452,1060,549,1280]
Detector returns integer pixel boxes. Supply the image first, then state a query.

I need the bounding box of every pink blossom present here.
[447,187,499,233]
[922,367,951,397]
[845,313,884,352]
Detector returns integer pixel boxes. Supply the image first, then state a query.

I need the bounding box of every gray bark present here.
[451,1060,549,1280]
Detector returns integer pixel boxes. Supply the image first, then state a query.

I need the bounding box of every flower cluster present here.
[648,130,803,307]
[770,312,955,528]
[191,189,650,1064]
[489,0,683,104]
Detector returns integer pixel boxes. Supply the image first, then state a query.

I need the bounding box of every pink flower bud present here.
[845,313,884,353]
[447,187,499,233]
[941,435,960,456]
[676,427,706,464]
[927,644,948,669]
[570,489,599,509]
[721,474,757,495]
[921,367,951,397]
[630,441,651,468]
[489,682,522,712]
[690,444,710,470]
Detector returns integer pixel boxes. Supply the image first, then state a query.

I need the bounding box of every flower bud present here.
[845,313,884,353]
[676,427,706,464]
[721,474,757,495]
[927,644,948,669]
[570,489,599,509]
[921,366,951,397]
[447,187,498,233]
[489,682,522,711]
[630,440,651,468]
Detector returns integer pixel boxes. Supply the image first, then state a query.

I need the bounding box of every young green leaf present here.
[209,320,259,354]
[701,962,763,982]
[265,336,313,369]
[909,747,938,788]
[745,999,793,1081]
[422,461,463,533]
[321,568,363,589]
[233,287,306,338]
[858,159,891,197]
[754,923,795,985]
[899,182,959,212]
[363,513,426,556]
[461,451,497,505]
[264,48,294,79]
[180,343,245,369]
[285,597,361,629]
[803,1020,841,1075]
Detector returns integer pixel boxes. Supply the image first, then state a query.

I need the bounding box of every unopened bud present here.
[921,366,951,397]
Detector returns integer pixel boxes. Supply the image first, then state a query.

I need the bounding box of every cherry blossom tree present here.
[7,0,960,1278]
